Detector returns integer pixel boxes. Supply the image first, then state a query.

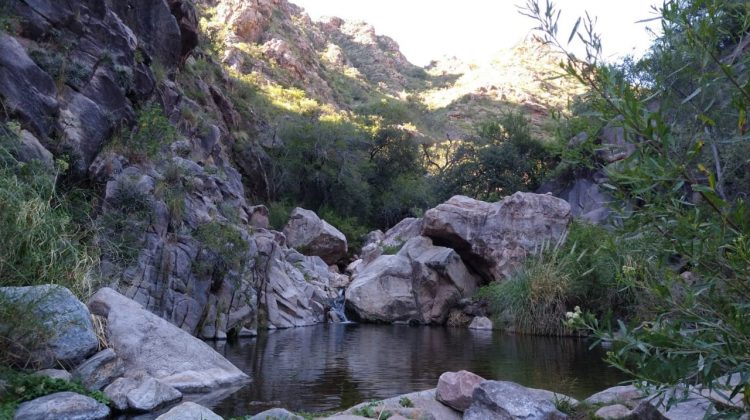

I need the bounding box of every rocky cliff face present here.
[0,0,352,339]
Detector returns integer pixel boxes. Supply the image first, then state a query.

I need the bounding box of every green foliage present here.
[433,111,556,202]
[381,243,404,255]
[194,221,249,272]
[0,123,99,368]
[352,401,391,419]
[267,201,293,231]
[98,176,154,265]
[0,123,95,294]
[477,221,651,335]
[108,103,176,160]
[318,208,370,256]
[398,396,413,408]
[524,0,750,410]
[0,368,109,418]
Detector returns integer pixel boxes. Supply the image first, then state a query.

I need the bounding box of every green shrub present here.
[0,368,109,418]
[0,125,95,295]
[318,208,370,256]
[267,201,293,231]
[194,221,249,272]
[477,221,648,335]
[98,177,154,265]
[109,102,176,160]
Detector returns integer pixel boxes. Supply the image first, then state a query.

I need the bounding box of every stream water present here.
[207,323,626,417]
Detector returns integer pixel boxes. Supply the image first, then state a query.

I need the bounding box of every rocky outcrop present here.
[283,207,348,264]
[87,288,249,392]
[346,236,479,324]
[0,33,59,139]
[464,381,569,420]
[0,285,98,369]
[422,192,571,281]
[436,370,486,412]
[13,392,110,420]
[254,231,335,329]
[155,401,223,420]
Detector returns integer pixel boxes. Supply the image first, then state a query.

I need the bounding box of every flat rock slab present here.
[342,389,461,420]
[87,287,248,392]
[13,391,109,420]
[155,401,222,420]
[464,381,569,420]
[584,385,644,408]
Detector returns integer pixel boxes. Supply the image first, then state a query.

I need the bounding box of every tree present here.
[523,0,750,411]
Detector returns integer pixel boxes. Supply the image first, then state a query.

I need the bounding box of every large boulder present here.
[422,192,571,281]
[87,288,248,392]
[13,392,109,420]
[0,285,98,369]
[283,207,348,264]
[436,370,486,412]
[464,381,569,420]
[346,236,480,324]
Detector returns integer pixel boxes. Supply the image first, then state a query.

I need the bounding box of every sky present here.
[291,0,663,66]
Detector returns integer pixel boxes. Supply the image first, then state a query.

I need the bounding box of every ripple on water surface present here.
[207,323,626,417]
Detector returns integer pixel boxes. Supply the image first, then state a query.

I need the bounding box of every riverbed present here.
[207,323,625,417]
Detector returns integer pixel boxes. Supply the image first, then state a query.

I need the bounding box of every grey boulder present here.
[422,192,571,281]
[464,381,569,420]
[346,236,479,324]
[283,207,348,264]
[13,391,109,420]
[87,287,248,392]
[0,285,98,369]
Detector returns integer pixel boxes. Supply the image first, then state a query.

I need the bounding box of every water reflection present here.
[209,324,625,417]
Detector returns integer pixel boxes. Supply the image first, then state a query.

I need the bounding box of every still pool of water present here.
[206,323,626,417]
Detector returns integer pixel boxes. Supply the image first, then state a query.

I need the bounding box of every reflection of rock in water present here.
[207,324,625,417]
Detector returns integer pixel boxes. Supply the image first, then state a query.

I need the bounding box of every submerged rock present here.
[87,287,248,392]
[468,316,493,330]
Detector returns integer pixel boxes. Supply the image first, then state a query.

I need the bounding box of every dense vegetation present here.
[477,0,750,411]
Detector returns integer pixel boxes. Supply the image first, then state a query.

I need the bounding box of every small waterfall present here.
[330,289,351,323]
